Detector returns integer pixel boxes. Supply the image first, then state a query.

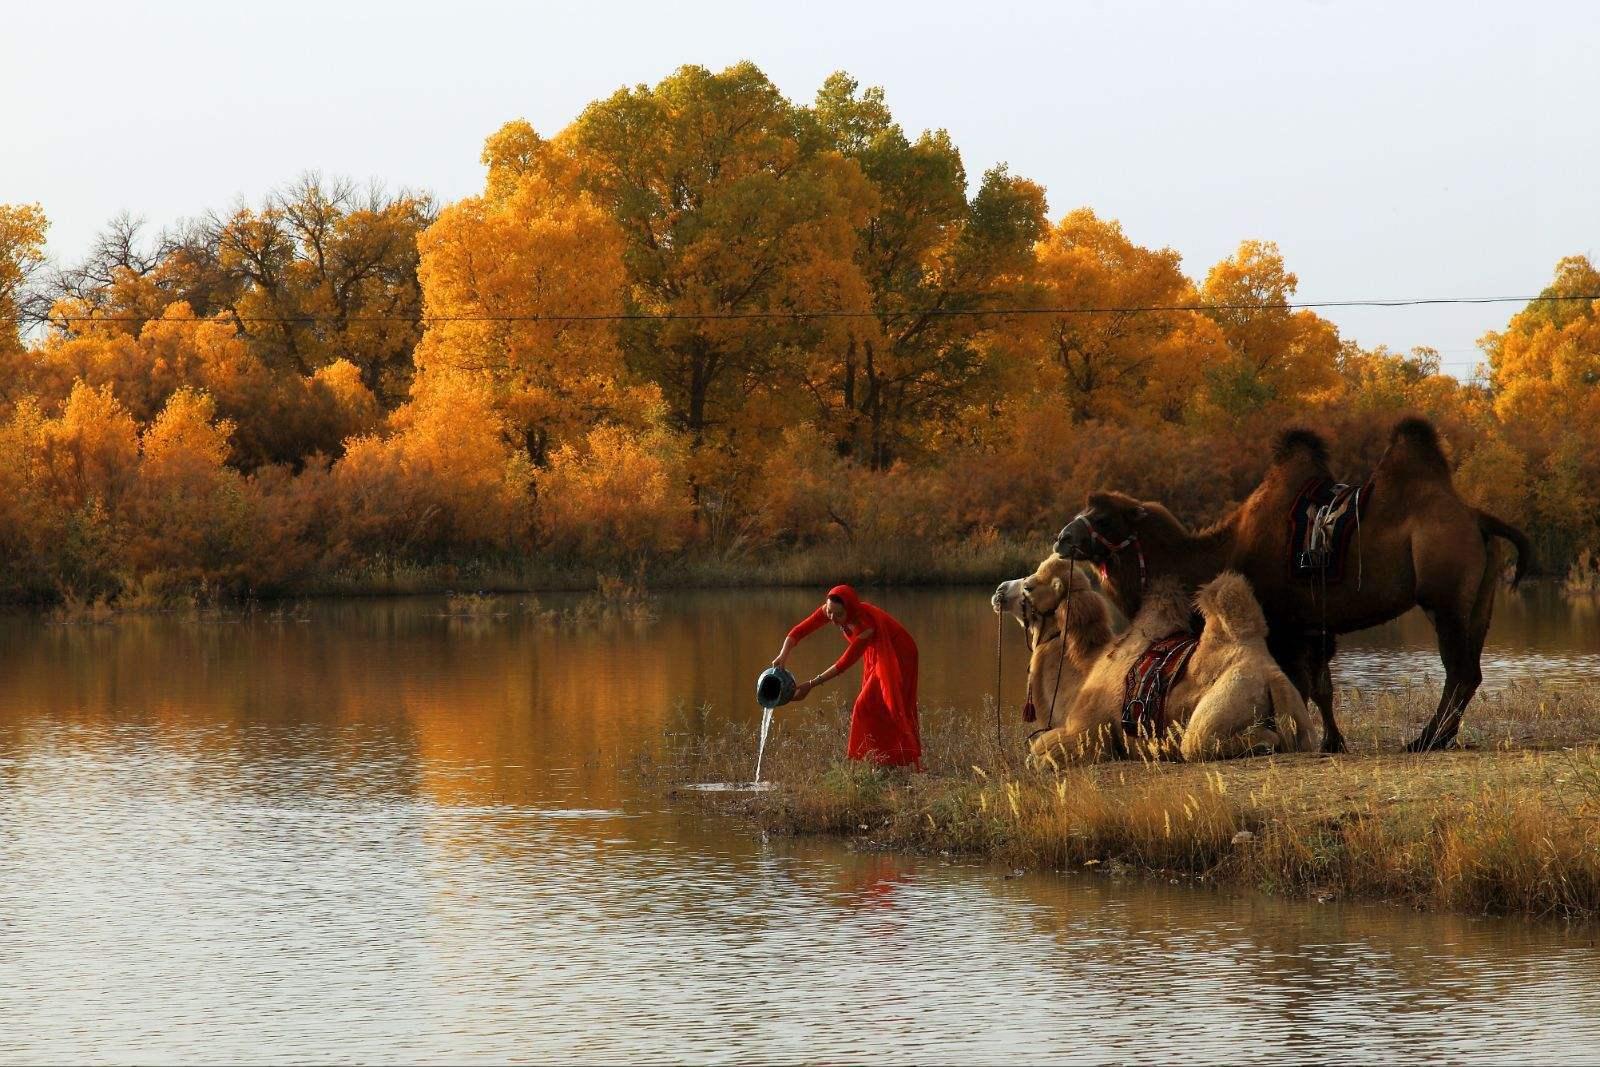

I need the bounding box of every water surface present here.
[2,585,1598,1063]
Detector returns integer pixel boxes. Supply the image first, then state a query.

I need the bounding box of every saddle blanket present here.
[1288,476,1372,583]
[1121,632,1200,737]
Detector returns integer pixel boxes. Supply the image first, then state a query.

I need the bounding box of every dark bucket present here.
[756,666,797,709]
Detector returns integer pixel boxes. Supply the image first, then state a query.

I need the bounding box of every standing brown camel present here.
[1052,417,1532,753]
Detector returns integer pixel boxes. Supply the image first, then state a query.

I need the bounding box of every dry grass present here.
[443,592,506,618]
[1566,548,1600,596]
[657,687,1600,920]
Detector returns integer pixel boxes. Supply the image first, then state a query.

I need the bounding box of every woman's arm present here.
[774,605,829,668]
[771,634,798,669]
[792,628,874,701]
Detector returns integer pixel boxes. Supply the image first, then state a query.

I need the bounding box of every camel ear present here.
[1051,576,1066,596]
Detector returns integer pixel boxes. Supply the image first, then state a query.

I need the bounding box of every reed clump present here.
[665,687,1600,920]
[1565,548,1600,596]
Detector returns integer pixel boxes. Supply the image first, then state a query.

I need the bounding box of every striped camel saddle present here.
[1121,632,1200,737]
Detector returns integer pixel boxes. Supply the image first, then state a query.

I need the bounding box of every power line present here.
[42,292,1600,326]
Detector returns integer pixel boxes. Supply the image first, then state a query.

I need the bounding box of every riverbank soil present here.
[663,685,1600,920]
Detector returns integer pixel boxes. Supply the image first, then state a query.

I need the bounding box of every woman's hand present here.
[790,679,814,702]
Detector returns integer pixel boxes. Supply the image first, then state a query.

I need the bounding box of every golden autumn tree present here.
[564,63,872,482]
[332,373,534,563]
[49,179,433,407]
[1479,256,1600,557]
[415,126,659,464]
[28,303,374,470]
[1197,240,1342,418]
[128,387,252,585]
[1333,343,1469,423]
[1028,208,1228,423]
[808,73,1047,466]
[208,176,434,402]
[0,203,50,405]
[535,425,693,558]
[1484,256,1600,446]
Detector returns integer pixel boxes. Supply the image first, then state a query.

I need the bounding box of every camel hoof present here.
[1404,734,1449,753]
[1320,736,1347,755]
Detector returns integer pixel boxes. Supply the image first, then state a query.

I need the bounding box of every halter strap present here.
[1080,517,1147,593]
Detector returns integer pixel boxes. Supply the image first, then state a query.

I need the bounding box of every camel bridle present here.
[1019,580,1073,734]
[1064,511,1148,592]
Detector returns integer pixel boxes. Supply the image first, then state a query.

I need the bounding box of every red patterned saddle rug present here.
[1288,476,1373,583]
[1121,632,1200,737]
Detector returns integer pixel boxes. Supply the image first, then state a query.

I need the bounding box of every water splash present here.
[753,706,775,784]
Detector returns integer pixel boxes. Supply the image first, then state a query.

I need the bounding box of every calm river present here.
[2,585,1599,1063]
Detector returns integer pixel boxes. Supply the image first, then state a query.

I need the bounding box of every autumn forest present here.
[1,62,1595,604]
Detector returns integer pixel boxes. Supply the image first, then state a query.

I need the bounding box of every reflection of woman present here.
[771,585,921,769]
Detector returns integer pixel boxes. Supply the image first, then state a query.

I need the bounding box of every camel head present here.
[1054,491,1152,562]
[993,555,1087,623]
[1020,555,1091,616]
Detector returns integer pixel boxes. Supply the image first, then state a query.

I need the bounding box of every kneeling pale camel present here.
[1029,572,1317,764]
[993,556,1115,729]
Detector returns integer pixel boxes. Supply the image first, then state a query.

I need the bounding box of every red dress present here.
[786,585,921,768]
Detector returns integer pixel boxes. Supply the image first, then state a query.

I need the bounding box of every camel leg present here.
[1270,632,1343,754]
[1028,721,1118,765]
[1309,635,1342,754]
[1407,545,1500,753]
[1181,680,1281,761]
[1406,610,1484,752]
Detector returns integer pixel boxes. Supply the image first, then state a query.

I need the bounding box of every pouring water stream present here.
[753,706,775,784]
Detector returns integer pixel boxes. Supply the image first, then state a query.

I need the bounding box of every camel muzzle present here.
[1055,515,1096,560]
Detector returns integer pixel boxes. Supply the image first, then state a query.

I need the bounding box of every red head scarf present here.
[827,584,861,623]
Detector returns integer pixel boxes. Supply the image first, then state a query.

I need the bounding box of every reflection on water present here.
[1,586,1598,1062]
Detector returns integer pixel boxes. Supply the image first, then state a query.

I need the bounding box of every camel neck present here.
[1103,514,1236,616]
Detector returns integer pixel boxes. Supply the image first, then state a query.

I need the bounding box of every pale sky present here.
[6,0,1596,376]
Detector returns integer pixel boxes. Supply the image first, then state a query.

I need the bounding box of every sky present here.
[5,0,1597,377]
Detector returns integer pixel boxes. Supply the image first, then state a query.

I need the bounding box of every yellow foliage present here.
[43,381,142,509]
[0,202,48,355]
[332,374,532,556]
[1455,435,1532,528]
[1485,259,1600,448]
[313,358,381,438]
[8,68,1600,598]
[1030,208,1228,422]
[140,388,235,484]
[1197,240,1343,417]
[535,426,692,556]
[415,159,650,459]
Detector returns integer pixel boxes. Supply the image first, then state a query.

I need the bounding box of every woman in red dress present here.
[771,585,922,769]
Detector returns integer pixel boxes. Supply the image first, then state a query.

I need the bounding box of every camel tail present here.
[1476,510,1534,588]
[1194,571,1268,644]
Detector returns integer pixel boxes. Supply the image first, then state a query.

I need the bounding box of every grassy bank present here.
[25,534,1042,613]
[306,535,1041,597]
[658,686,1600,921]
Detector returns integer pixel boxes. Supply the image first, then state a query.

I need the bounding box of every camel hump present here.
[1195,571,1268,644]
[1272,427,1330,470]
[1137,576,1193,633]
[1382,416,1451,480]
